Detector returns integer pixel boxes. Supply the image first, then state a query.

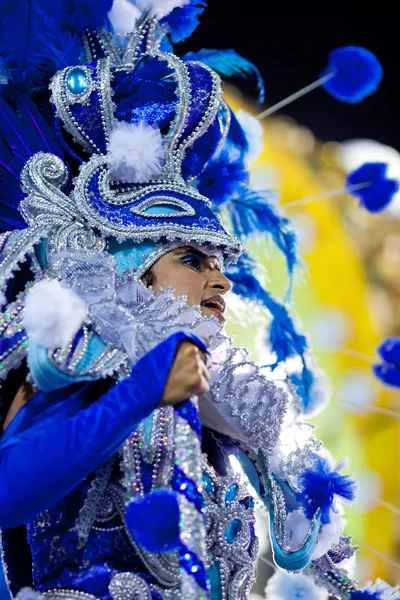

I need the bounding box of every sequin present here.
[224,483,239,506]
[224,519,242,544]
[202,473,215,496]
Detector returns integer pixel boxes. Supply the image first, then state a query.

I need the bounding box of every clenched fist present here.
[160,340,210,406]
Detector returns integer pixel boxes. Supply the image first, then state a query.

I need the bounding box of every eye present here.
[180,254,202,271]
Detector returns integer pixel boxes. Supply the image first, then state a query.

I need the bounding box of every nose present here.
[206,269,232,294]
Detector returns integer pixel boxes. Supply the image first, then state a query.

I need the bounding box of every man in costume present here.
[0,1,398,599]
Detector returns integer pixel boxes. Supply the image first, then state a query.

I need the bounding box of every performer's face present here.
[146,246,232,323]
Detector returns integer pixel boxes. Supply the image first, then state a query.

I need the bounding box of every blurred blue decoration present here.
[373,337,400,388]
[321,46,383,103]
[161,0,207,43]
[197,150,248,205]
[0,85,62,232]
[0,0,112,89]
[346,162,399,213]
[288,367,325,416]
[230,189,299,282]
[297,455,357,524]
[351,591,383,600]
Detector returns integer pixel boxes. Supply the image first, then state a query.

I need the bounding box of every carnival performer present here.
[0,1,398,600]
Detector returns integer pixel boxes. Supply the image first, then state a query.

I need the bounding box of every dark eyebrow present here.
[174,246,206,258]
[174,247,222,270]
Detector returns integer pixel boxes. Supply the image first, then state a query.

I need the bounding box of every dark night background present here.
[180,8,399,151]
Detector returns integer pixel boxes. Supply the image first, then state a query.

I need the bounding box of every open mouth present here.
[201,296,226,322]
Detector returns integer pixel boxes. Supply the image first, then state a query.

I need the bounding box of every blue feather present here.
[229,189,300,281]
[351,592,382,600]
[0,85,62,231]
[321,46,383,104]
[197,150,248,205]
[288,364,328,416]
[0,2,79,90]
[268,302,308,365]
[183,48,265,104]
[346,162,398,212]
[297,455,357,525]
[226,254,308,365]
[126,490,181,553]
[161,0,207,43]
[0,1,112,90]
[68,0,113,35]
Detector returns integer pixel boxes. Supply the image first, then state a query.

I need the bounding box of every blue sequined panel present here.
[181,116,222,180]
[67,64,108,154]
[86,173,229,236]
[26,474,149,600]
[179,63,214,142]
[113,57,178,132]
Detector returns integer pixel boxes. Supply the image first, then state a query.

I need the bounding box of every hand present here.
[160,340,210,406]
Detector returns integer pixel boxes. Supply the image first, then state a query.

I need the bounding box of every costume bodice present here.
[25,412,259,600]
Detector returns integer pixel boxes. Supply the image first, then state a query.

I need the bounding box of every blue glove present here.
[0,331,206,528]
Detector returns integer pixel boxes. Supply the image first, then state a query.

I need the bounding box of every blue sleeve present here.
[0,331,206,529]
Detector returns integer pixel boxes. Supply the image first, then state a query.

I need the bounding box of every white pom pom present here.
[109,0,141,34]
[134,0,189,19]
[15,588,44,600]
[236,109,264,165]
[23,280,86,350]
[286,509,311,551]
[265,571,328,600]
[0,290,6,309]
[313,511,345,559]
[286,508,345,560]
[109,121,165,183]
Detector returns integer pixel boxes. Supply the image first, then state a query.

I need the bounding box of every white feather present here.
[23,280,86,350]
[0,290,6,309]
[15,588,44,600]
[362,579,400,599]
[286,509,310,551]
[109,0,141,34]
[134,0,189,19]
[109,121,165,183]
[265,570,328,600]
[313,511,345,559]
[236,109,264,165]
[286,508,345,560]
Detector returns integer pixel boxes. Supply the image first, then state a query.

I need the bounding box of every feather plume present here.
[235,109,264,164]
[134,0,189,19]
[197,149,248,205]
[230,189,300,280]
[265,570,328,600]
[184,48,265,104]
[0,85,62,231]
[0,1,112,90]
[109,0,141,34]
[297,455,357,524]
[161,0,207,43]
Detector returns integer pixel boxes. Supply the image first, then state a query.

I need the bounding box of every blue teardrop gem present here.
[202,473,215,496]
[67,68,88,95]
[224,519,242,544]
[224,483,238,506]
